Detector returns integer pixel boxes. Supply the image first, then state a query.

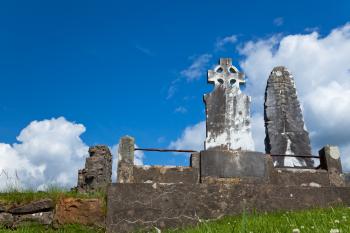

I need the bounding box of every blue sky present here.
[1,0,350,188]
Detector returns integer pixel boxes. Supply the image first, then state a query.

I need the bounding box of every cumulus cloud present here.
[273,17,284,26]
[181,54,212,81]
[239,23,350,170]
[215,35,237,50]
[169,121,205,151]
[0,117,89,190]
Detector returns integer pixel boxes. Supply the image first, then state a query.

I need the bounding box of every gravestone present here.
[204,58,255,151]
[264,66,313,167]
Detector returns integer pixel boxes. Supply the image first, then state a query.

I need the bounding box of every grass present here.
[0,186,106,205]
[0,207,349,232]
[0,186,107,214]
[0,224,104,233]
[154,207,350,233]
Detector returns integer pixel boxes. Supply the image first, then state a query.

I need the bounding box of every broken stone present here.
[0,204,6,213]
[204,58,255,151]
[54,197,105,227]
[8,199,54,214]
[13,211,53,227]
[77,145,112,192]
[264,66,313,167]
[0,213,13,228]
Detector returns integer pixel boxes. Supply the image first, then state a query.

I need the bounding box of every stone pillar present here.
[117,136,135,183]
[319,145,345,187]
[264,66,313,167]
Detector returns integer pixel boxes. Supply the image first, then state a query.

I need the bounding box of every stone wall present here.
[107,183,350,233]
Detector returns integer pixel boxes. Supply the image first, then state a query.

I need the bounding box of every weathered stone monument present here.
[264,66,313,167]
[205,58,254,151]
[71,58,350,233]
[77,145,112,193]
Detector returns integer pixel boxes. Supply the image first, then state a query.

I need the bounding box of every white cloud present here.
[273,17,284,26]
[239,23,350,170]
[0,117,89,191]
[174,106,187,114]
[169,121,205,151]
[215,35,237,50]
[181,54,212,81]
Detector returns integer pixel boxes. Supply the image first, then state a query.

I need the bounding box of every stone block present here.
[13,211,53,227]
[0,213,13,228]
[132,166,198,184]
[0,204,6,213]
[54,197,105,227]
[319,145,345,187]
[200,150,266,179]
[8,199,54,214]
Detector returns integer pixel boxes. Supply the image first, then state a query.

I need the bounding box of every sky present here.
[1,0,350,189]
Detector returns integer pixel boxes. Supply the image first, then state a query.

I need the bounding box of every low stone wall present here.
[0,197,105,229]
[107,183,350,233]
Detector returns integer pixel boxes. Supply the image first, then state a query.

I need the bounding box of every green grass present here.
[155,207,349,233]
[0,186,106,205]
[0,224,104,233]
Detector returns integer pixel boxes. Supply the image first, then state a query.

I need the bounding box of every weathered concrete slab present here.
[107,183,350,233]
[200,150,266,179]
[264,67,313,167]
[204,58,254,151]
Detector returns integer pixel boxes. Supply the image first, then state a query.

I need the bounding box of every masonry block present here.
[319,145,345,187]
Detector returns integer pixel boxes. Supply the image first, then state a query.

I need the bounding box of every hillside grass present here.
[0,224,104,233]
[158,207,349,233]
[0,187,106,205]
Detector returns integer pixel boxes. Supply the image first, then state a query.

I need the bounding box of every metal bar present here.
[270,154,320,159]
[134,148,198,153]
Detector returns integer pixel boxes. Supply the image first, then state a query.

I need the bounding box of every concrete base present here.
[107,183,350,233]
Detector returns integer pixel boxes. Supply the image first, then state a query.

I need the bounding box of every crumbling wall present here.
[77,145,112,193]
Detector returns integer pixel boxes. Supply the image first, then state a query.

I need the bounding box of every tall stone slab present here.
[264,66,313,167]
[204,58,254,151]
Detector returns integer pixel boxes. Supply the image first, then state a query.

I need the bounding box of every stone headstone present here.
[204,58,254,151]
[264,66,313,167]
[77,145,112,192]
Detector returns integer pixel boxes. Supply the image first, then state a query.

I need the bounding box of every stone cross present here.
[204,58,255,151]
